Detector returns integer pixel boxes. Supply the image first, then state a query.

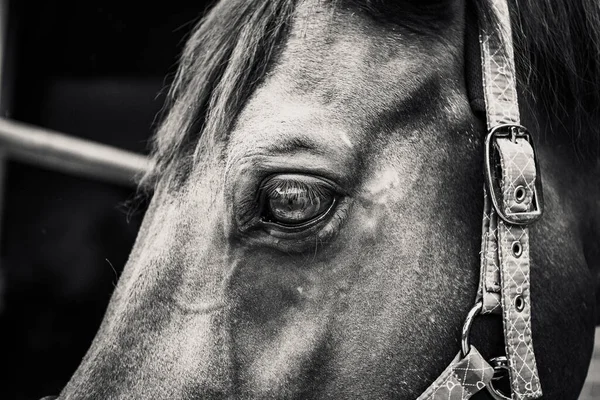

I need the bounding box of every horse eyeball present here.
[268,188,331,224]
[261,175,336,226]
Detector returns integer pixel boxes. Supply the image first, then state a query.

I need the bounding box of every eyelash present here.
[262,178,330,205]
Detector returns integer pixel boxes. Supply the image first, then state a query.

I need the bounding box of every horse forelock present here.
[143,0,600,193]
[141,0,299,190]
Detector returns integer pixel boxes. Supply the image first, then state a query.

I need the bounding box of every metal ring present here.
[514,185,526,203]
[487,382,512,400]
[461,302,513,399]
[486,356,511,400]
[515,295,525,312]
[511,240,523,257]
[461,301,483,356]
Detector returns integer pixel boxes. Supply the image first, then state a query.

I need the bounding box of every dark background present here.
[0,0,213,398]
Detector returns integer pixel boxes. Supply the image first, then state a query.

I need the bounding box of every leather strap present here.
[421,0,543,398]
[475,0,543,398]
[417,347,495,400]
[477,0,520,128]
[479,138,542,399]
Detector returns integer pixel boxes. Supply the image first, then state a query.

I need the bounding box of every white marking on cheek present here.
[355,165,419,237]
[363,167,405,204]
[359,215,379,234]
[338,131,353,148]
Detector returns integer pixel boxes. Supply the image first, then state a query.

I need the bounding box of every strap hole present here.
[515,295,525,312]
[514,186,526,203]
[511,241,523,257]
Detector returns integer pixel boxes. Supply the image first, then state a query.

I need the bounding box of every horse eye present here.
[261,175,336,227]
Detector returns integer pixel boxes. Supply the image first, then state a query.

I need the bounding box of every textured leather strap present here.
[478,0,520,127]
[475,0,543,398]
[479,188,502,313]
[493,139,542,399]
[476,0,521,310]
[415,0,545,398]
[417,346,495,400]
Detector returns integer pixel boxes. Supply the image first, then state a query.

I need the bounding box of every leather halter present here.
[418,0,544,399]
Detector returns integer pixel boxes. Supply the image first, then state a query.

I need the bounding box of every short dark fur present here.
[340,0,459,33]
[145,0,600,188]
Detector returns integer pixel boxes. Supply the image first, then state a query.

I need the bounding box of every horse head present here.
[56,0,600,398]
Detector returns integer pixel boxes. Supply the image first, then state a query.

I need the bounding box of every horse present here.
[48,0,600,398]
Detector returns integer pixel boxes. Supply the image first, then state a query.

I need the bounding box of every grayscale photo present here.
[0,0,599,399]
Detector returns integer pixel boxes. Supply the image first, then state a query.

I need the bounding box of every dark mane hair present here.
[143,0,600,188]
[143,0,298,188]
[509,0,600,153]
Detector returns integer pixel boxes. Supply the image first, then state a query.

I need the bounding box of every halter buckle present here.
[484,124,544,225]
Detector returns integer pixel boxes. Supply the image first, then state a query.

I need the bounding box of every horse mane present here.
[143,0,600,188]
[509,0,600,155]
[142,0,298,188]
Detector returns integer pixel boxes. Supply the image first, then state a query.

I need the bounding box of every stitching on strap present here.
[417,347,494,400]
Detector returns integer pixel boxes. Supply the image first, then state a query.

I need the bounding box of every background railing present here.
[0,118,151,187]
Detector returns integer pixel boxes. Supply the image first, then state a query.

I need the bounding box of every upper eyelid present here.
[261,177,335,199]
[259,173,345,196]
[225,153,356,207]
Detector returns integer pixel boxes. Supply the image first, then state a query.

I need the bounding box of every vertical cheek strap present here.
[418,0,544,398]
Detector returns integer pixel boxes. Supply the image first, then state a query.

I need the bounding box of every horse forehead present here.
[229,2,464,165]
[281,0,463,73]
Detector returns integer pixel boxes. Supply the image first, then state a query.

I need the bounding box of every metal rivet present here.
[515,295,525,312]
[514,185,526,203]
[511,241,523,257]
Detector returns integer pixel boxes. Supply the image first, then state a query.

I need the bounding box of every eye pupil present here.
[269,193,322,224]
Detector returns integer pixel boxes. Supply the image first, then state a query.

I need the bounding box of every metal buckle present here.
[484,124,544,225]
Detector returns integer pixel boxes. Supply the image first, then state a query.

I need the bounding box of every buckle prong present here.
[509,126,519,143]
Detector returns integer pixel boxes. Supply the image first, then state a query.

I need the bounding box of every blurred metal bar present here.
[0,0,9,313]
[0,118,153,187]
